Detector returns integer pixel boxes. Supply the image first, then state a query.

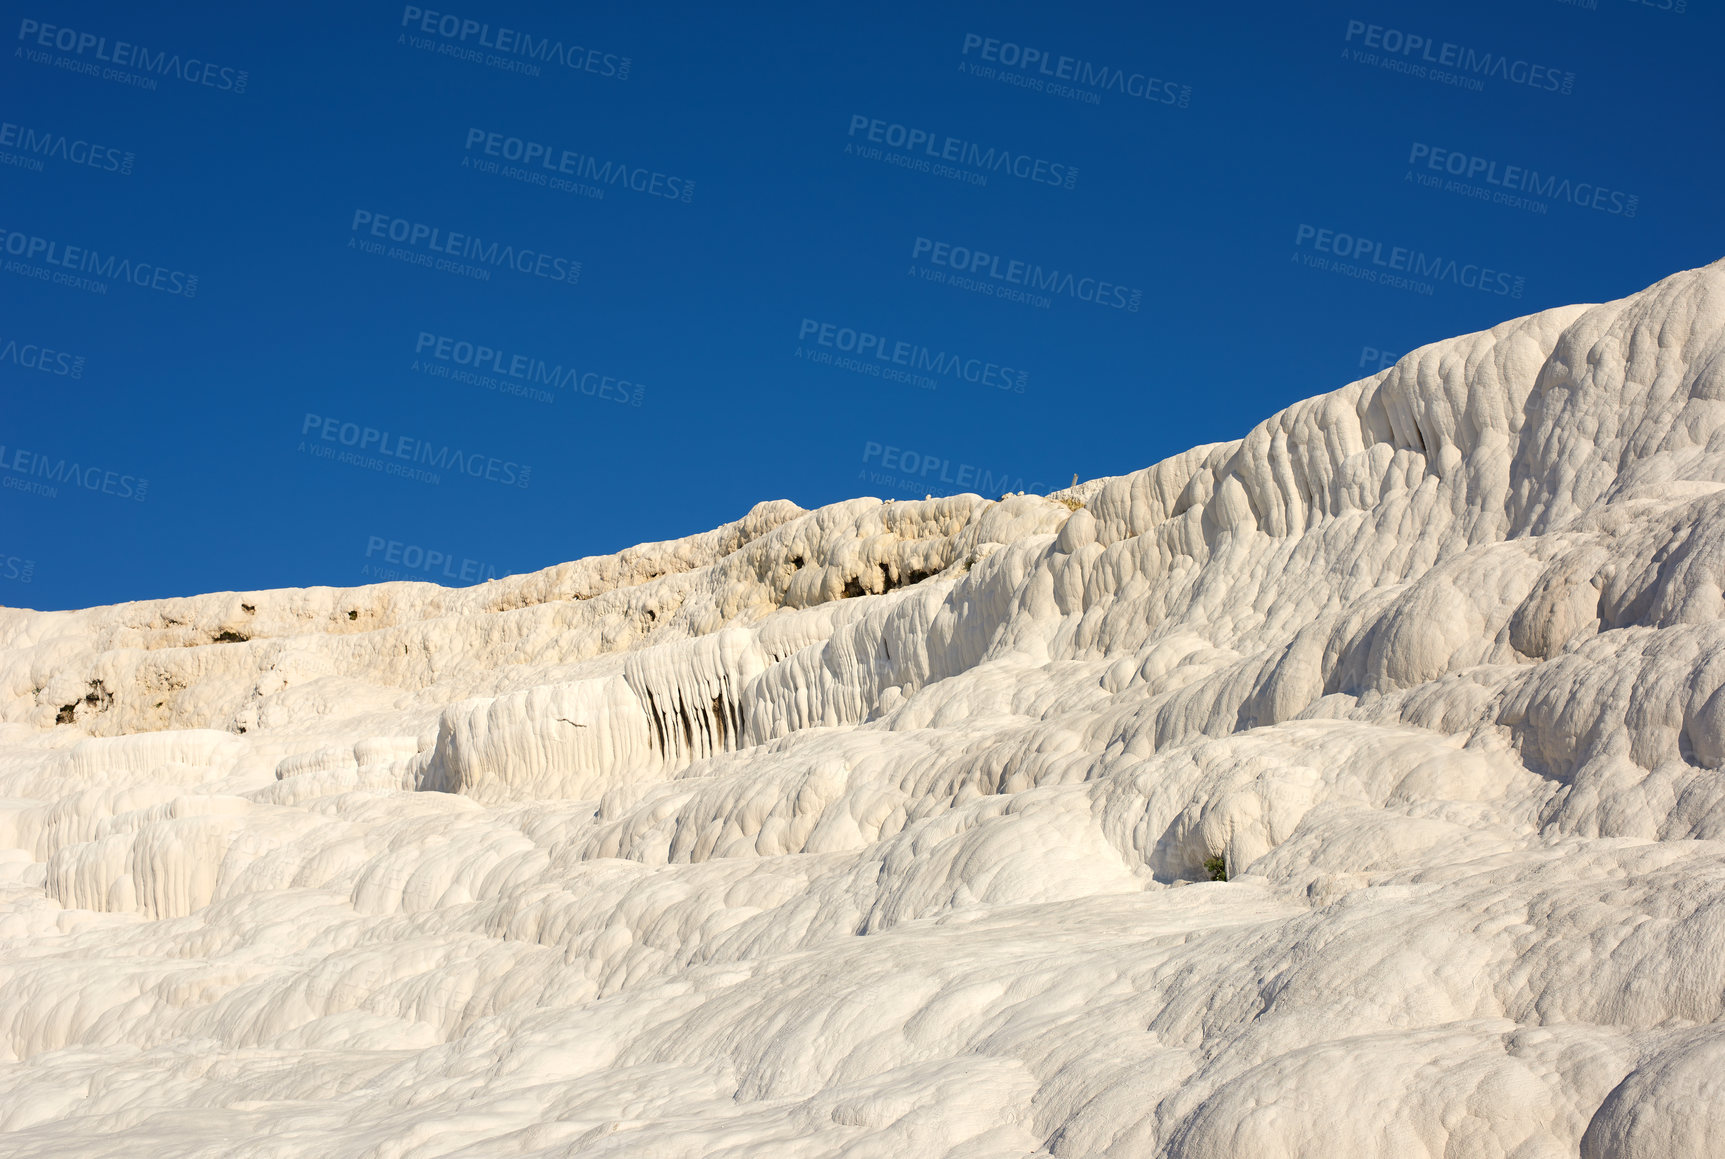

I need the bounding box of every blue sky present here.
[3,0,1720,610]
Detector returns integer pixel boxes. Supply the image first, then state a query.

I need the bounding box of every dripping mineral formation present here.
[4,261,1725,1156]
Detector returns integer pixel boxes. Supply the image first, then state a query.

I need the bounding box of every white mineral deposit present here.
[3,260,1725,1156]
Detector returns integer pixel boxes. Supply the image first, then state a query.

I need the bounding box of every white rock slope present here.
[3,261,1725,1157]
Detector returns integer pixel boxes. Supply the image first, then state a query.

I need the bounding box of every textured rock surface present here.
[2,260,1725,1156]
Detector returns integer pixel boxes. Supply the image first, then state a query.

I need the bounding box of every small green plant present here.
[1203,856,1228,882]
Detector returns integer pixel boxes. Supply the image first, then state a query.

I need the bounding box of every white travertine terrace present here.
[2,260,1725,1156]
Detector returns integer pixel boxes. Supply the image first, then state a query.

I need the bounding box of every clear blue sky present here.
[4,0,1720,609]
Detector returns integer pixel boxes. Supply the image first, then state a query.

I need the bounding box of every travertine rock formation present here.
[2,260,1724,1156]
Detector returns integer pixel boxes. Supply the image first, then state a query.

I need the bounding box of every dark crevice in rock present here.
[56,680,112,726]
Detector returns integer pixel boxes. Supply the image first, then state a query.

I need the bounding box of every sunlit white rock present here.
[1,261,1724,1155]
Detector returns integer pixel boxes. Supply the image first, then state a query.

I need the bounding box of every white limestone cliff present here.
[2,260,1725,1156]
